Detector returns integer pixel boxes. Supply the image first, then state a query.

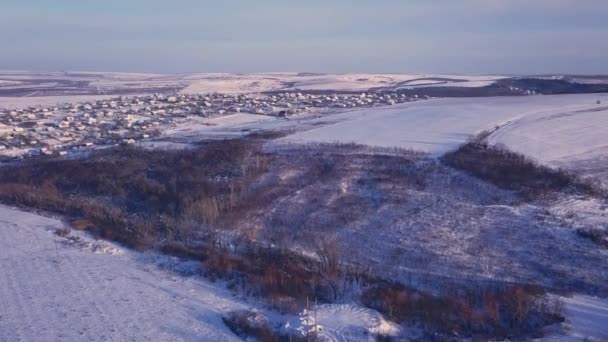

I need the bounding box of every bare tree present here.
[316,234,344,300]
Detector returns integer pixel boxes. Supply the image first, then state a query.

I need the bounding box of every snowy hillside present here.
[0,71,504,98]
[180,73,505,94]
[488,101,608,186]
[281,93,608,183]
[0,205,246,341]
[0,204,404,341]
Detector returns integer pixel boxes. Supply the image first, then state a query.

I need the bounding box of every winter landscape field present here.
[1,70,608,341]
[3,1,608,340]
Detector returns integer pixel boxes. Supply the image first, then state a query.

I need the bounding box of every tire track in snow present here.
[3,262,34,341]
[0,259,28,342]
[58,251,128,341]
[0,205,246,341]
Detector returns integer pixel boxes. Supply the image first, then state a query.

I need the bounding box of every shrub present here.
[442,142,602,200]
[361,283,563,338]
[54,227,71,237]
[576,228,608,248]
[0,138,266,248]
[202,247,239,279]
[70,218,95,231]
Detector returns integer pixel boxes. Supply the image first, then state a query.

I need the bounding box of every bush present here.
[54,227,71,237]
[200,247,319,312]
[0,138,266,249]
[576,228,608,248]
[442,142,602,200]
[361,282,563,338]
[223,310,311,341]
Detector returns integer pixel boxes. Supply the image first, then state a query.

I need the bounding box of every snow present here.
[489,105,608,162]
[161,113,281,141]
[2,203,606,341]
[284,297,608,341]
[181,73,507,94]
[0,95,124,110]
[487,103,608,185]
[202,112,278,127]
[0,80,24,86]
[0,71,506,101]
[2,71,608,339]
[181,73,285,94]
[546,295,608,341]
[281,93,608,158]
[288,304,400,341]
[0,204,406,341]
[0,205,247,341]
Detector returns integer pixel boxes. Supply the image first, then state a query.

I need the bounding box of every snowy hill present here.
[281,93,608,184]
[0,205,246,341]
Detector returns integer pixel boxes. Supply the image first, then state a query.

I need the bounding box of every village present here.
[0,91,426,160]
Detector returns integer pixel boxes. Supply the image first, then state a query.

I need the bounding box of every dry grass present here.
[362,282,563,339]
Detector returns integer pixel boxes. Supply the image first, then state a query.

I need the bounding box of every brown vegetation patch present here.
[362,282,563,339]
[442,141,603,200]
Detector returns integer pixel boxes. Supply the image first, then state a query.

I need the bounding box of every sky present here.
[1,0,607,74]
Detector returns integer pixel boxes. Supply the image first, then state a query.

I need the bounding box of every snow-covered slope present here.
[0,205,246,341]
[0,94,124,110]
[0,71,504,99]
[181,73,505,94]
[487,103,608,185]
[281,94,608,154]
[280,93,608,182]
[547,295,608,341]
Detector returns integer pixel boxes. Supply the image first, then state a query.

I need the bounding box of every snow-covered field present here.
[1,202,606,340]
[0,94,125,110]
[162,113,281,141]
[0,205,247,341]
[548,295,608,341]
[281,93,608,182]
[181,73,505,94]
[488,102,608,186]
[0,70,507,98]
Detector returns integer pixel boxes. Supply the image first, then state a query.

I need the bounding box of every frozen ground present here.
[0,205,247,341]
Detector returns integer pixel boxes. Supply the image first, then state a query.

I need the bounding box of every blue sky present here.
[1,0,607,74]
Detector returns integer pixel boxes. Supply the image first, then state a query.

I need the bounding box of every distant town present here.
[0,91,426,160]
